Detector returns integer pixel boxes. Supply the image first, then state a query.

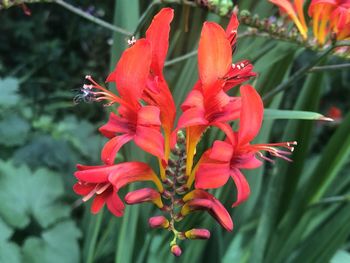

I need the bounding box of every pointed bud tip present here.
[149,216,169,229]
[171,245,182,257]
[185,229,211,240]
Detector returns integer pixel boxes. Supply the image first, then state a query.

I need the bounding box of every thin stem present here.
[53,0,132,37]
[86,211,104,263]
[263,41,350,101]
[164,32,253,67]
[309,195,350,207]
[133,1,159,36]
[262,46,334,101]
[164,50,198,67]
[309,63,350,72]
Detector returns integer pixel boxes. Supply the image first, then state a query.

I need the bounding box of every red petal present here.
[73,182,95,196]
[99,112,133,138]
[198,22,231,89]
[107,39,151,105]
[182,190,233,231]
[146,8,174,76]
[108,162,162,191]
[137,106,161,126]
[209,140,233,162]
[124,188,163,208]
[134,126,164,159]
[211,122,236,144]
[101,134,133,165]
[195,162,230,189]
[177,108,208,129]
[181,89,204,111]
[238,85,263,145]
[225,12,239,45]
[74,164,117,183]
[91,193,107,214]
[143,78,176,134]
[106,192,125,217]
[234,153,263,169]
[210,198,234,231]
[230,168,250,207]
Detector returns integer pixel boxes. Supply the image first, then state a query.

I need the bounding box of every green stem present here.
[309,195,350,207]
[262,46,334,101]
[86,211,104,263]
[132,1,159,36]
[309,63,350,72]
[164,50,198,67]
[263,41,350,101]
[53,0,132,36]
[163,32,255,67]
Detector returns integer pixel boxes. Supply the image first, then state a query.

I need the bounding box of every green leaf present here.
[331,250,350,263]
[0,241,21,263]
[0,217,13,242]
[13,136,78,172]
[53,116,105,161]
[22,220,81,263]
[263,71,326,263]
[264,109,331,121]
[0,161,70,229]
[0,114,30,146]
[0,78,20,109]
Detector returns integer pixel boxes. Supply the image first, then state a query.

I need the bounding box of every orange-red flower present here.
[88,39,165,165]
[181,189,233,231]
[72,8,297,252]
[309,0,350,44]
[177,15,256,184]
[143,8,176,171]
[269,0,308,39]
[194,85,296,206]
[73,162,163,217]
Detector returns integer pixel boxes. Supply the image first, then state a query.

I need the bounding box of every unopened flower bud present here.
[149,216,169,229]
[125,188,163,208]
[185,229,211,240]
[175,185,188,195]
[176,130,186,144]
[171,245,182,257]
[162,178,174,187]
[162,190,172,199]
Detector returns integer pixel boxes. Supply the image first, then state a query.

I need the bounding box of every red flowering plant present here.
[269,0,350,45]
[73,8,295,256]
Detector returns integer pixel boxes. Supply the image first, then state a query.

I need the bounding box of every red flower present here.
[181,189,233,231]
[73,162,163,217]
[309,0,350,42]
[86,39,166,165]
[124,188,163,208]
[195,85,296,206]
[143,8,177,169]
[269,0,308,39]
[178,14,256,185]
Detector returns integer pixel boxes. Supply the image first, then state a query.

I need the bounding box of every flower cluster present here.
[73,8,295,256]
[270,0,350,45]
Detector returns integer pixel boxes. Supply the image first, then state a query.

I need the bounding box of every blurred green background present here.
[1,0,350,262]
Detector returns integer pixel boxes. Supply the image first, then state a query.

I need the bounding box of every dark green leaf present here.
[0,161,70,229]
[0,78,20,109]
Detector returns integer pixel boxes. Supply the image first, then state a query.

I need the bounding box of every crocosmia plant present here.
[73,8,296,256]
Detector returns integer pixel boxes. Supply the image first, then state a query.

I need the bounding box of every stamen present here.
[128,36,137,46]
[96,183,111,194]
[82,188,97,202]
[82,75,134,109]
[252,141,297,163]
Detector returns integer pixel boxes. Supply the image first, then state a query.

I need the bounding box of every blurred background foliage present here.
[0,0,350,262]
